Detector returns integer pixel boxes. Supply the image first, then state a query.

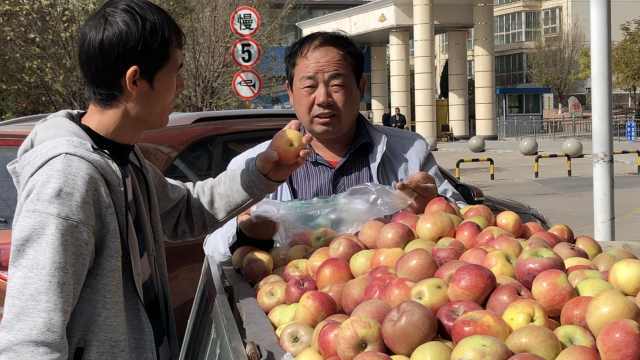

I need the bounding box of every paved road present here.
[433,138,640,242]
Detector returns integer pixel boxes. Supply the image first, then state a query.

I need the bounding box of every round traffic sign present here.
[232,70,262,101]
[231,38,262,68]
[229,6,261,37]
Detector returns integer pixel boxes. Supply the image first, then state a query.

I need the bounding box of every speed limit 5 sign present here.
[231,38,262,68]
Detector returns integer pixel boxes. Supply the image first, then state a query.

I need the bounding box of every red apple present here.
[391,210,418,231]
[285,276,317,304]
[416,212,456,242]
[307,247,331,279]
[436,300,483,337]
[382,300,438,355]
[271,128,304,164]
[241,250,274,284]
[353,352,391,360]
[486,283,533,316]
[515,247,565,289]
[596,319,640,360]
[364,274,396,302]
[342,276,370,314]
[358,219,387,249]
[475,226,508,246]
[232,245,258,269]
[425,196,459,216]
[560,296,592,328]
[448,264,497,304]
[279,322,314,355]
[256,280,287,313]
[462,204,496,226]
[496,211,523,237]
[508,354,545,360]
[351,299,391,325]
[434,260,467,284]
[370,248,405,269]
[295,290,338,327]
[431,237,465,266]
[488,235,523,259]
[255,274,284,291]
[556,346,599,360]
[288,244,313,262]
[531,269,577,317]
[377,222,415,249]
[553,242,588,260]
[548,224,575,243]
[321,283,345,313]
[329,234,364,261]
[450,309,511,343]
[381,277,415,308]
[575,236,602,260]
[460,247,488,266]
[455,221,482,249]
[310,227,337,249]
[283,258,309,282]
[317,321,341,358]
[528,231,562,247]
[395,249,437,282]
[336,317,385,360]
[316,258,353,289]
[521,222,545,238]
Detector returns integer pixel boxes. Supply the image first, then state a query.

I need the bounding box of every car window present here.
[165,130,277,183]
[0,147,18,230]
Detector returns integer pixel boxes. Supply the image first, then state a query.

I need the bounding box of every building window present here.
[440,33,449,55]
[467,29,474,51]
[495,11,540,45]
[496,52,528,86]
[525,11,540,41]
[467,60,474,79]
[543,7,562,35]
[495,0,518,5]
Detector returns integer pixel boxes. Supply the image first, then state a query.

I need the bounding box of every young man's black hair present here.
[284,31,364,86]
[78,0,185,108]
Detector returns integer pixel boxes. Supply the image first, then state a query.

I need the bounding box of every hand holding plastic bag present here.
[251,183,412,247]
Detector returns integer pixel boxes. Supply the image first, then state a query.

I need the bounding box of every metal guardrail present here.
[455,158,495,181]
[497,114,640,140]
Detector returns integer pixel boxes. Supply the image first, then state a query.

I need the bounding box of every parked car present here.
[0,109,547,342]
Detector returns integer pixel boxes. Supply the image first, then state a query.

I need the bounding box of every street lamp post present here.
[590,0,615,241]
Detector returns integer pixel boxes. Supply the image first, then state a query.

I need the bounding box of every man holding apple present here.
[206,31,464,260]
[0,1,311,359]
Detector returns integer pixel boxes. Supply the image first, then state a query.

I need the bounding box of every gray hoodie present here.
[0,110,279,359]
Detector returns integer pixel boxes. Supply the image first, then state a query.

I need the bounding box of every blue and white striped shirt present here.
[288,119,374,200]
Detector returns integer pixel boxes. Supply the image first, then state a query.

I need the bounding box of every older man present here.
[205,32,463,259]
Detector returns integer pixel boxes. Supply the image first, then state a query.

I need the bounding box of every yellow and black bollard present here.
[455,158,495,181]
[533,153,578,178]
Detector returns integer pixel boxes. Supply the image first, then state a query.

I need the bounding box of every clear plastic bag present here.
[251,183,412,247]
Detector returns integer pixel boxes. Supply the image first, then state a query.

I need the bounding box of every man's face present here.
[395,108,400,115]
[136,48,185,130]
[287,46,365,141]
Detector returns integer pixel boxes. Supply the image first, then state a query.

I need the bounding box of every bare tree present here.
[613,18,640,114]
[528,24,586,108]
[0,0,295,119]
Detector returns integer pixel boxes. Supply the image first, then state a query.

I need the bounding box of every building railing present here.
[497,114,639,141]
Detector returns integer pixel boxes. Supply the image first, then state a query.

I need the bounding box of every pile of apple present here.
[233,197,640,360]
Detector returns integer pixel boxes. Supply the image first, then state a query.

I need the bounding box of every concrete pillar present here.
[389,30,411,131]
[473,3,497,139]
[448,31,469,139]
[413,0,437,148]
[370,45,388,125]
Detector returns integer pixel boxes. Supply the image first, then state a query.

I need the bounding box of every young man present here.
[0,1,309,359]
[391,107,407,129]
[205,32,464,260]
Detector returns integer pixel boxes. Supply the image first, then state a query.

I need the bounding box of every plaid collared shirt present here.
[288,117,374,200]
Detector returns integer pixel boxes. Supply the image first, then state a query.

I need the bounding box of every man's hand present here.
[256,120,312,182]
[395,171,438,213]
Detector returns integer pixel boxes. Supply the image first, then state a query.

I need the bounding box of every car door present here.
[146,127,279,343]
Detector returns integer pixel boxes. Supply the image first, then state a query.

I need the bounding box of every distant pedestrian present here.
[382,110,391,127]
[391,107,407,129]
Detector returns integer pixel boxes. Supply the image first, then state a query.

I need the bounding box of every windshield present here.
[0,147,17,230]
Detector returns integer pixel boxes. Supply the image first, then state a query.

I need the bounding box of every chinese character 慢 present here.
[237,13,255,31]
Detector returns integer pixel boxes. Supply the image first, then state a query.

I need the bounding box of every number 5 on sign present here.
[231,38,262,68]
